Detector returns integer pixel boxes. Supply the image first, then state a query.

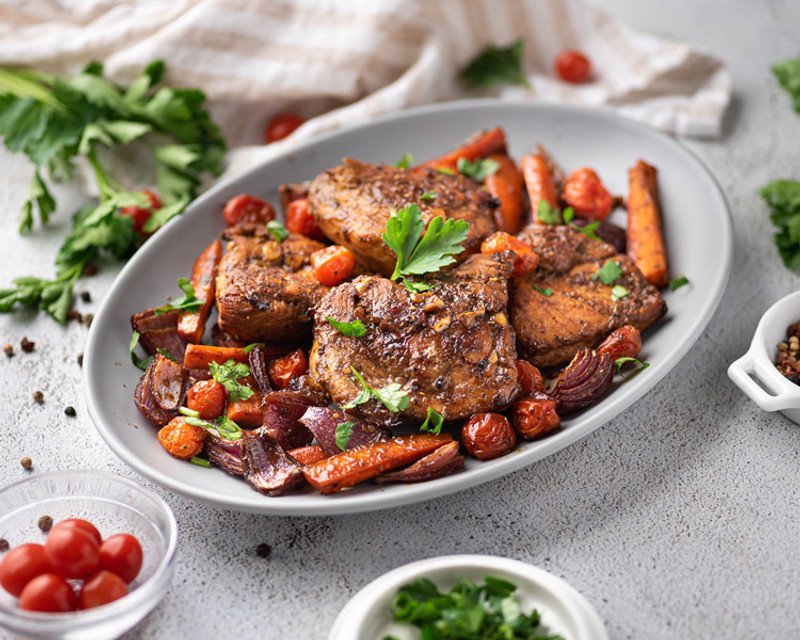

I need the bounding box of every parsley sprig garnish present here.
[342,366,410,413]
[335,421,356,451]
[209,359,254,402]
[129,330,153,371]
[383,203,469,291]
[592,259,622,286]
[457,156,500,181]
[154,277,202,315]
[0,60,225,322]
[459,38,531,89]
[326,316,367,337]
[183,413,243,440]
[419,408,443,435]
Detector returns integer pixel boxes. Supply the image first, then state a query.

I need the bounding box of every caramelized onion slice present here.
[551,348,614,415]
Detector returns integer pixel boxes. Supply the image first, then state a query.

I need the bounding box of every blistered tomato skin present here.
[516,359,545,396]
[45,526,100,580]
[596,325,642,361]
[554,49,592,83]
[0,543,51,597]
[511,395,561,440]
[79,570,129,609]
[461,413,516,460]
[223,194,276,227]
[19,573,78,613]
[264,113,305,143]
[99,534,144,584]
[268,349,308,389]
[187,379,226,419]
[52,519,103,546]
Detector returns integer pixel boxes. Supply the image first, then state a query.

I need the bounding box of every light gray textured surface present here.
[1,1,799,639]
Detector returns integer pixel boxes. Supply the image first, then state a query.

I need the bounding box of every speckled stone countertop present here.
[2,1,800,638]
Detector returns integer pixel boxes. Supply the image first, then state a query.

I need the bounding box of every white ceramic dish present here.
[728,290,800,423]
[83,99,732,515]
[327,554,608,640]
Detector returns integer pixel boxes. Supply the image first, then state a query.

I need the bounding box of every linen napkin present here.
[0,0,731,176]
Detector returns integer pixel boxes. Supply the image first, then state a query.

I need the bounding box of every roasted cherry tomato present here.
[98,534,143,584]
[187,379,226,419]
[286,198,325,240]
[461,413,516,460]
[79,570,129,610]
[516,359,545,396]
[223,194,276,227]
[268,349,308,389]
[0,543,51,597]
[511,395,561,440]
[19,573,78,613]
[45,525,100,580]
[157,417,207,460]
[120,189,162,238]
[562,168,614,219]
[51,519,103,546]
[480,232,539,278]
[310,245,356,286]
[264,113,305,144]
[554,49,592,83]
[596,325,642,361]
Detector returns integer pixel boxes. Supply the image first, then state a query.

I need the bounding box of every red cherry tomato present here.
[310,245,356,286]
[19,573,78,613]
[45,526,100,580]
[99,534,143,584]
[285,198,325,241]
[52,519,103,546]
[120,189,162,238]
[223,194,276,227]
[264,113,305,144]
[187,379,226,419]
[79,570,128,610]
[0,543,51,597]
[554,49,592,84]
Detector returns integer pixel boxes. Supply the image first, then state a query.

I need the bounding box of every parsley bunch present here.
[0,60,225,322]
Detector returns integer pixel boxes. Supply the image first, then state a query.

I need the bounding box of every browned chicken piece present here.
[309,252,519,427]
[511,225,667,368]
[307,159,498,276]
[215,226,330,343]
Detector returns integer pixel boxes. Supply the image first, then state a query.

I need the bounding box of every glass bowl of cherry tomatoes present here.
[0,470,178,640]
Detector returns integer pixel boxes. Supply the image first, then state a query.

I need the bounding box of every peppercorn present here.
[20,457,32,470]
[83,264,98,276]
[37,515,53,532]
[20,337,35,353]
[32,391,44,404]
[80,291,92,303]
[0,539,9,552]
[64,406,76,417]
[256,543,272,558]
[77,353,84,367]
[66,309,83,322]
[2,344,13,357]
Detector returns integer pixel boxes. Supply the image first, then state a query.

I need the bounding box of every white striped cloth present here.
[0,0,731,177]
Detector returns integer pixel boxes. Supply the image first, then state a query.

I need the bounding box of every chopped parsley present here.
[420,191,437,201]
[669,275,690,291]
[395,152,414,169]
[266,220,289,242]
[456,156,500,182]
[535,287,553,297]
[156,348,177,362]
[242,342,265,353]
[611,285,630,301]
[190,457,210,467]
[593,259,622,286]
[343,366,410,413]
[419,407,443,435]
[437,167,456,175]
[535,200,561,225]
[335,421,356,451]
[563,207,601,240]
[615,356,650,378]
[129,330,153,371]
[184,414,242,440]
[459,38,530,89]
[326,316,367,337]
[154,277,202,315]
[208,359,254,402]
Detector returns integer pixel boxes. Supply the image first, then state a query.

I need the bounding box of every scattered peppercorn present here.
[775,322,800,382]
[80,291,92,303]
[77,353,84,367]
[20,457,32,470]
[83,264,98,276]
[64,406,77,417]
[37,515,53,532]
[20,337,35,353]
[66,309,83,322]
[32,391,44,404]
[0,539,9,552]
[82,313,94,328]
[3,344,14,357]
[256,543,272,558]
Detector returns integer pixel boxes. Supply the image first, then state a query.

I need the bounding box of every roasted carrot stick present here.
[302,432,454,494]
[178,239,222,344]
[184,344,249,369]
[485,153,525,233]
[414,127,507,172]
[627,160,668,288]
[287,445,328,466]
[521,153,559,224]
[226,377,264,427]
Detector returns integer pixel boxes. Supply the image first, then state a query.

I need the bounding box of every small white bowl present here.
[728,290,800,423]
[0,470,178,640]
[328,554,607,640]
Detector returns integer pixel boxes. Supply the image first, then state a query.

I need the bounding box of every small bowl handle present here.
[728,351,800,411]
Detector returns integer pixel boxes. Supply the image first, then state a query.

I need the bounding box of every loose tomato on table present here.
[264,113,305,144]
[311,245,356,286]
[19,573,78,613]
[187,379,226,419]
[79,570,128,610]
[0,543,51,597]
[286,198,325,240]
[268,349,308,389]
[223,194,276,227]
[562,167,614,219]
[554,49,592,83]
[120,189,162,238]
[99,534,143,584]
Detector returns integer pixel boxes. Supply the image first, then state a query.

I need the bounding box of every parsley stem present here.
[0,68,62,110]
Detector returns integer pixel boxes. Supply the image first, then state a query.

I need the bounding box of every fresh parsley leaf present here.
[593,259,622,286]
[420,191,437,201]
[401,277,432,293]
[154,277,202,315]
[562,207,575,223]
[383,204,470,281]
[395,152,414,169]
[184,414,242,440]
[536,200,561,225]
[456,156,500,181]
[209,359,254,402]
[242,342,265,354]
[343,366,410,413]
[535,287,553,297]
[615,356,650,377]
[772,54,800,112]
[437,167,455,175]
[759,179,800,270]
[129,330,153,371]
[669,275,690,290]
[20,170,56,233]
[571,219,601,240]
[326,316,367,337]
[267,220,289,242]
[335,421,356,451]
[419,407,443,435]
[611,285,630,301]
[459,38,530,89]
[156,348,177,362]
